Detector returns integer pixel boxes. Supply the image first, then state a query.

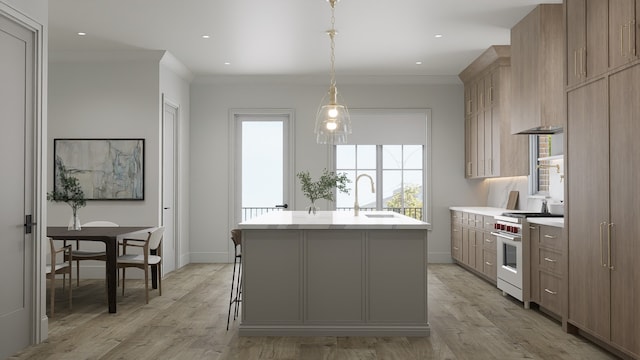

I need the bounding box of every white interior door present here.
[162,99,178,274]
[0,13,35,358]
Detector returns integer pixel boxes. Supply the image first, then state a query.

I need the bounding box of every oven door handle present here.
[491,231,521,242]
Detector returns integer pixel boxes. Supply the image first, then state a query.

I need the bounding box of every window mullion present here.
[376,145,383,210]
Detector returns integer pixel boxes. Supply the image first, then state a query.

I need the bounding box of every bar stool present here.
[227,229,242,330]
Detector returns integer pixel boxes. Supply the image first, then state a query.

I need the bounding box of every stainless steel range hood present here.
[515,125,563,135]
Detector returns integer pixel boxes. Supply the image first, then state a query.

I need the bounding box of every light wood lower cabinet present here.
[529,224,564,318]
[451,211,496,284]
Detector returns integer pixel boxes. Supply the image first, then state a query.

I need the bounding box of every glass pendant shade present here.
[314,85,352,144]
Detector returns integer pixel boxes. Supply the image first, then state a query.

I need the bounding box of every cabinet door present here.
[475,235,484,272]
[464,86,472,116]
[609,63,640,357]
[451,223,462,261]
[566,0,586,86]
[585,0,608,77]
[470,82,478,115]
[609,0,636,68]
[484,108,493,176]
[476,112,485,177]
[468,229,477,268]
[465,117,472,178]
[462,227,469,264]
[470,115,478,177]
[528,224,541,303]
[567,78,610,338]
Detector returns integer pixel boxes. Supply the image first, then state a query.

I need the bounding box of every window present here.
[336,145,424,220]
[529,134,563,195]
[531,135,551,194]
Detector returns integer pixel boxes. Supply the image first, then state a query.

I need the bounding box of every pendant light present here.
[314,0,352,145]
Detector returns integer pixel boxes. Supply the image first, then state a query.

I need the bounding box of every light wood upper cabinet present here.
[511,4,564,134]
[459,46,528,179]
[609,0,638,69]
[566,0,608,86]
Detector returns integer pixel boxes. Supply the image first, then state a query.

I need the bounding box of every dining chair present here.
[66,220,119,287]
[46,237,73,317]
[117,226,165,304]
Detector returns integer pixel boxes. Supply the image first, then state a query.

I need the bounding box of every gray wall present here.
[189,78,485,263]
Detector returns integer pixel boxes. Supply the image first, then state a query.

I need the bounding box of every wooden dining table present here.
[47,226,155,313]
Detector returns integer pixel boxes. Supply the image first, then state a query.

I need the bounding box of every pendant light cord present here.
[328,0,337,89]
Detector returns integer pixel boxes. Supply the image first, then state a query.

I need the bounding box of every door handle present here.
[608,222,615,270]
[275,204,288,209]
[24,214,37,234]
[163,207,170,210]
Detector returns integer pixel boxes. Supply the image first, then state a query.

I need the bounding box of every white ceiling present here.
[48,0,562,80]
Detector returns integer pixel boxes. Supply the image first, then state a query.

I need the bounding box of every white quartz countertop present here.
[238,211,430,230]
[449,206,510,217]
[526,217,564,228]
[450,206,564,228]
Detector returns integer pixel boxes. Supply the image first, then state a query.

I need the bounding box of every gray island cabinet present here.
[238,211,430,336]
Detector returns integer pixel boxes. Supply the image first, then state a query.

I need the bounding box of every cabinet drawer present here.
[539,271,562,315]
[483,232,497,251]
[452,235,462,261]
[538,247,563,275]
[461,212,469,226]
[539,225,563,250]
[483,215,495,231]
[451,211,462,224]
[483,250,497,281]
[472,214,483,228]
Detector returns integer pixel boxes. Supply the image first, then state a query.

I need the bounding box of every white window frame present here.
[328,109,432,225]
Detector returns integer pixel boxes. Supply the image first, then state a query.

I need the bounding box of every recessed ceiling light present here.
[434,34,443,38]
[202,35,210,39]
[415,61,423,65]
[77,32,87,36]
[224,62,231,65]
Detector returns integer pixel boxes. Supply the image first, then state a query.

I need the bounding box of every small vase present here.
[307,202,318,215]
[68,209,81,231]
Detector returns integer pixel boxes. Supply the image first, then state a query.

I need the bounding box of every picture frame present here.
[53,138,145,200]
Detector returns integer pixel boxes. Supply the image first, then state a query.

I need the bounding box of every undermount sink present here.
[365,214,395,218]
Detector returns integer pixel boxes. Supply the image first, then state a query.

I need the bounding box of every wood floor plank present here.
[9,263,618,360]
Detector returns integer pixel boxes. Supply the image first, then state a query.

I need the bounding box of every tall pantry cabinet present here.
[566,2,640,358]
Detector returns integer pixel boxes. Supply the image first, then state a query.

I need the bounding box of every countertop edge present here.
[526,217,564,228]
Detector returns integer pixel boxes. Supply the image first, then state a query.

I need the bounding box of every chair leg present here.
[69,270,73,310]
[76,259,80,287]
[158,263,162,296]
[121,268,126,296]
[144,266,149,304]
[49,275,55,318]
[234,257,242,320]
[226,256,238,331]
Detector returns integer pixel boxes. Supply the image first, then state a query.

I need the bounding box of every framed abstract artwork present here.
[53,138,145,200]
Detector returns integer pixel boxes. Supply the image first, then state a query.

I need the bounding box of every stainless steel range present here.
[492,212,563,306]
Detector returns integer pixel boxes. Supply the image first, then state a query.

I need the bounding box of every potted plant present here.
[48,159,86,230]
[297,168,350,214]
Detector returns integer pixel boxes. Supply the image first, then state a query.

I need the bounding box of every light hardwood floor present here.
[10,264,617,360]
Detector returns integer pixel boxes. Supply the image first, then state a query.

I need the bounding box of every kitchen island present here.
[237,210,430,336]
